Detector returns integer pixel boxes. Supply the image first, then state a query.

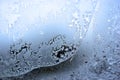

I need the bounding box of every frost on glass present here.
[0,0,98,77]
[88,1,120,79]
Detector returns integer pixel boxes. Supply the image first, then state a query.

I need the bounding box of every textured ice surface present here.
[0,0,98,77]
[1,0,120,80]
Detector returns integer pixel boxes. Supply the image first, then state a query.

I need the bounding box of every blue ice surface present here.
[0,0,120,80]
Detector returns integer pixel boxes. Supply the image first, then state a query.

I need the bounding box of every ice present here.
[0,0,98,77]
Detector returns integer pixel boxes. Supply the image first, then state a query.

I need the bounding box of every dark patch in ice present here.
[52,44,76,60]
[85,61,88,63]
[10,43,31,56]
